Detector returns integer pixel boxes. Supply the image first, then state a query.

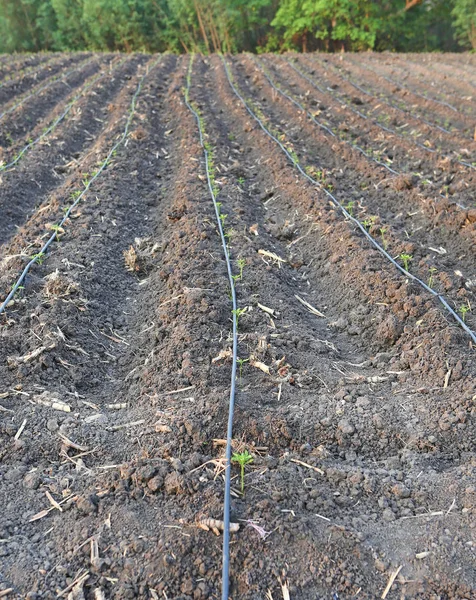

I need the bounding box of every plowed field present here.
[0,52,475,600]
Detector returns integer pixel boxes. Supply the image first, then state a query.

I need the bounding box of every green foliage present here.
[0,0,470,53]
[231,449,253,493]
[452,0,476,49]
[271,0,379,51]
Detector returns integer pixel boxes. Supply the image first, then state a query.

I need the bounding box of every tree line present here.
[0,0,474,54]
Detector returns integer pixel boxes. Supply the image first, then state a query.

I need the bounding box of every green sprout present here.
[236,357,250,381]
[380,227,388,250]
[362,216,377,231]
[237,176,245,185]
[219,213,227,227]
[234,258,245,282]
[400,253,413,271]
[232,307,247,329]
[458,302,471,322]
[31,252,45,265]
[13,285,25,298]
[228,133,235,141]
[428,266,437,288]
[345,201,355,216]
[231,450,253,493]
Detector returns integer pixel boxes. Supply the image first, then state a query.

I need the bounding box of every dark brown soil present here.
[0,52,475,600]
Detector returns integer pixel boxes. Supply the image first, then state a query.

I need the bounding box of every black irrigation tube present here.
[183,55,238,600]
[221,56,476,346]
[254,56,399,176]
[0,56,162,316]
[0,55,96,122]
[284,58,469,211]
[0,57,126,172]
[290,58,476,172]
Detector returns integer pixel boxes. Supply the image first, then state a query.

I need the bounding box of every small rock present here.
[23,472,41,490]
[76,494,99,514]
[338,419,355,435]
[382,508,396,522]
[391,483,411,498]
[47,419,59,432]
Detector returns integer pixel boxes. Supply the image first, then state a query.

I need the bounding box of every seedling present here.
[380,227,388,250]
[31,252,45,265]
[345,201,355,216]
[232,307,247,329]
[231,450,253,493]
[236,258,246,281]
[400,253,413,271]
[236,357,249,381]
[428,266,437,288]
[13,285,25,298]
[458,302,471,322]
[228,133,235,141]
[362,216,377,231]
[224,228,235,242]
[50,224,64,239]
[237,176,245,185]
[219,213,227,227]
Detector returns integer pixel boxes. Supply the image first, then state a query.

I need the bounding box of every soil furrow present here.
[0,56,147,246]
[367,55,476,100]
[0,52,474,600]
[352,56,474,114]
[0,53,50,84]
[277,55,475,197]
[232,54,476,315]
[0,53,89,107]
[298,54,476,168]
[206,54,476,598]
[0,56,107,147]
[324,55,475,140]
[266,55,475,205]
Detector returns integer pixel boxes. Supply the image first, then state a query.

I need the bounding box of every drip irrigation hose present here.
[285,58,471,208]
[254,56,399,176]
[0,56,162,316]
[0,57,127,172]
[221,56,476,346]
[0,55,97,122]
[183,55,238,600]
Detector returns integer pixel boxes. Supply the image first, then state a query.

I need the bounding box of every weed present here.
[231,450,253,493]
[228,133,235,141]
[428,266,437,288]
[400,253,413,271]
[458,302,471,322]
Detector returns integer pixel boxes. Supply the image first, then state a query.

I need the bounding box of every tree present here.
[452,0,476,49]
[271,0,379,52]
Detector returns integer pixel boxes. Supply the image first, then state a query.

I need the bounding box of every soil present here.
[0,52,475,600]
